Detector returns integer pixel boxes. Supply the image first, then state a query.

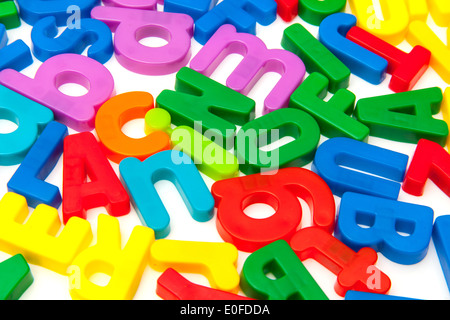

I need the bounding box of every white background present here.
[0,0,450,300]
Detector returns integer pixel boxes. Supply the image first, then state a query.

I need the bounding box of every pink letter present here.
[0,53,114,132]
[91,6,193,75]
[190,24,306,114]
[102,0,158,10]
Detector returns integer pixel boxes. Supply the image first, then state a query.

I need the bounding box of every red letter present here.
[156,268,253,300]
[346,26,430,93]
[275,0,298,22]
[402,139,450,197]
[290,227,391,297]
[212,167,336,252]
[62,132,130,224]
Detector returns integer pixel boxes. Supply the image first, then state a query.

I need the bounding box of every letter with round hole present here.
[211,167,336,252]
[0,53,114,132]
[0,85,53,166]
[91,6,194,75]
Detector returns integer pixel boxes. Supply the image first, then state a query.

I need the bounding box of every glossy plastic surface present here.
[312,137,409,199]
[95,91,171,164]
[240,240,328,300]
[62,132,130,224]
[319,13,388,85]
[290,72,369,141]
[290,227,392,297]
[7,121,68,208]
[190,24,305,114]
[212,167,336,252]
[119,150,215,239]
[336,192,434,265]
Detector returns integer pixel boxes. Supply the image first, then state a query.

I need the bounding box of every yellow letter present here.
[407,20,450,83]
[405,0,429,21]
[349,0,410,45]
[69,214,154,300]
[150,239,240,293]
[428,0,450,27]
[0,192,92,274]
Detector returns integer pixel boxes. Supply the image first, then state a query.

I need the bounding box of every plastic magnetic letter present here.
[95,92,171,164]
[62,132,131,224]
[16,0,100,26]
[443,88,450,150]
[156,67,255,148]
[156,268,254,300]
[144,108,239,181]
[0,85,53,166]
[298,0,347,26]
[7,121,68,209]
[235,108,321,175]
[170,125,239,181]
[402,139,450,197]
[0,41,33,72]
[212,167,336,252]
[405,0,429,22]
[144,107,173,135]
[150,240,240,293]
[0,1,20,29]
[240,240,328,300]
[355,87,448,146]
[427,0,450,27]
[274,0,299,22]
[0,53,115,132]
[102,0,158,10]
[289,72,369,142]
[312,137,409,199]
[191,25,305,115]
[348,0,409,45]
[0,24,33,72]
[119,150,215,239]
[290,227,391,297]
[318,13,388,85]
[31,16,114,64]
[407,20,450,83]
[0,192,93,275]
[335,192,434,265]
[345,291,417,300]
[432,215,450,292]
[281,23,351,93]
[69,214,154,300]
[0,254,33,300]
[91,6,193,76]
[0,24,5,47]
[346,26,431,93]
[164,0,218,21]
[194,0,277,45]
